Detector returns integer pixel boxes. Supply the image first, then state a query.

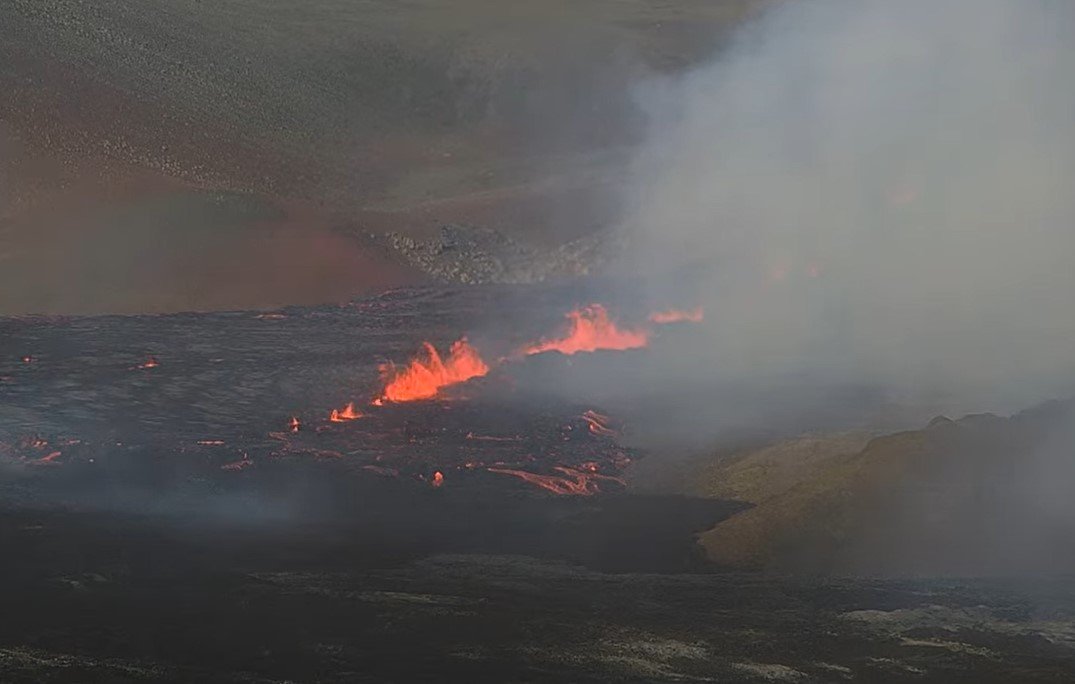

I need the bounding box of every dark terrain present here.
[5,506,1075,683]
[3,286,1075,682]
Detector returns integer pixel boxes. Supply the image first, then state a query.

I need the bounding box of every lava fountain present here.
[524,305,649,356]
[329,402,363,422]
[378,338,489,403]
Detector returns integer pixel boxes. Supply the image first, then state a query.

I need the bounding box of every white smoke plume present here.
[618,0,1075,414]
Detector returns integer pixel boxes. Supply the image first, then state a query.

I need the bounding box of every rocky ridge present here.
[371,223,625,284]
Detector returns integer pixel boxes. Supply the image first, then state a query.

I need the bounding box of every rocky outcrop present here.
[372,223,623,285]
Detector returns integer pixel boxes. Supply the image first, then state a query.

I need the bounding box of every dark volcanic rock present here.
[2,509,1074,682]
[373,223,622,284]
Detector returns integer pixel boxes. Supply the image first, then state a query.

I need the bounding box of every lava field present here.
[0,284,708,516]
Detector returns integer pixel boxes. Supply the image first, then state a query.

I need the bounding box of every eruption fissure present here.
[333,302,702,408]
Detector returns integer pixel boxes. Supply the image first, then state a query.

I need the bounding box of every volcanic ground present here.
[3,285,1075,682]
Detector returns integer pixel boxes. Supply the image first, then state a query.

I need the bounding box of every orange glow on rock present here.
[379,338,489,403]
[581,410,618,437]
[487,466,625,496]
[524,305,648,356]
[431,470,444,488]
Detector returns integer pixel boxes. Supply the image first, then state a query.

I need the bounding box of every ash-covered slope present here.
[0,0,758,209]
[1,1,763,314]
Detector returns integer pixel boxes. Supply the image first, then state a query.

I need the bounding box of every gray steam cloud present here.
[618,0,1075,415]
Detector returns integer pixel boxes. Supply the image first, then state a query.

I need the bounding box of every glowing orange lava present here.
[329,402,362,422]
[288,416,301,432]
[36,450,63,464]
[524,305,649,356]
[379,338,489,403]
[487,465,626,496]
[136,357,159,370]
[649,307,704,324]
[431,470,444,488]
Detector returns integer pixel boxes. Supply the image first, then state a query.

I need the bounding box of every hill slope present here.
[693,400,1075,575]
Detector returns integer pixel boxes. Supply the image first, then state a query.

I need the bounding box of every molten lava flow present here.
[524,305,649,356]
[136,357,159,370]
[288,416,301,432]
[649,307,704,324]
[379,338,489,403]
[35,450,63,464]
[431,470,444,488]
[329,402,362,422]
[582,410,618,437]
[487,466,626,496]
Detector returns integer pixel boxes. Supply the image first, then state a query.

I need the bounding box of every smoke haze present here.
[619,0,1075,414]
